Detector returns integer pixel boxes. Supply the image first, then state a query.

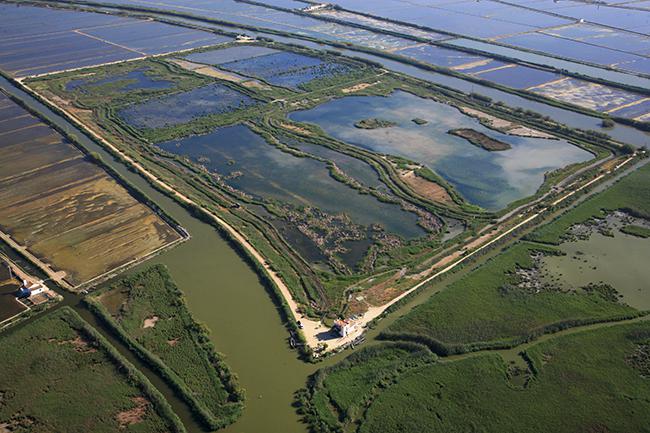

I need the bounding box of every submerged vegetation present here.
[86,265,244,430]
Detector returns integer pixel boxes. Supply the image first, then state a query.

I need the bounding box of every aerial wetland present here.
[2,0,650,432]
[290,90,593,210]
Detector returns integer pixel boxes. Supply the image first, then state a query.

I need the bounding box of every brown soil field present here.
[0,94,180,288]
[400,170,454,205]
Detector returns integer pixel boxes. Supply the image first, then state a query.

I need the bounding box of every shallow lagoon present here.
[290,91,593,210]
[157,124,424,239]
[542,230,650,310]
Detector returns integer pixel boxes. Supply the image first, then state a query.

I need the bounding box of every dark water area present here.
[219,50,352,90]
[119,82,258,128]
[185,45,279,64]
[290,91,593,210]
[157,123,424,238]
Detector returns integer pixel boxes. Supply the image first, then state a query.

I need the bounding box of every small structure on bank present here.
[332,319,358,337]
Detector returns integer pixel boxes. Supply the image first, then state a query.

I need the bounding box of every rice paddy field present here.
[0,306,185,433]
[0,3,231,77]
[0,93,181,287]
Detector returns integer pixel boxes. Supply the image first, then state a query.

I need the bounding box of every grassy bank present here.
[86,265,244,430]
[381,241,640,354]
[528,163,650,245]
[300,320,650,433]
[0,306,186,433]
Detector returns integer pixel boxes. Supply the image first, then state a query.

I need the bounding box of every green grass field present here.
[88,265,243,430]
[361,321,650,433]
[301,321,650,433]
[528,163,650,245]
[621,224,650,238]
[0,307,184,433]
[382,242,637,353]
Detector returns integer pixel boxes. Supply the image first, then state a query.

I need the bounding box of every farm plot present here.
[0,307,184,433]
[473,64,560,89]
[395,44,490,70]
[497,32,650,75]
[0,94,181,288]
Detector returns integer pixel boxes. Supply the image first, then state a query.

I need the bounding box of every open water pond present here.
[542,230,650,310]
[157,124,424,239]
[283,139,382,188]
[290,91,593,210]
[65,68,174,92]
[118,82,259,129]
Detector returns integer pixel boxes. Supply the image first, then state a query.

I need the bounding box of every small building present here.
[332,319,356,337]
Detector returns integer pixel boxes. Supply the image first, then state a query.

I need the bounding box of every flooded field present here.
[0,3,229,77]
[157,124,424,239]
[530,78,649,115]
[542,228,650,311]
[322,0,571,37]
[498,32,650,75]
[185,45,279,65]
[217,50,353,90]
[0,93,181,287]
[290,91,593,210]
[118,82,259,129]
[395,45,489,69]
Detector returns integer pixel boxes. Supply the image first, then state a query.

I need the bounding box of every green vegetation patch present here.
[87,265,243,430]
[0,307,184,433]
[360,322,650,433]
[528,163,650,245]
[448,128,511,151]
[354,118,397,129]
[621,224,650,238]
[382,242,638,353]
[297,342,435,432]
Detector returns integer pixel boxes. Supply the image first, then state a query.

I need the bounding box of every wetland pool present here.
[290,90,593,210]
[542,229,650,310]
[157,123,425,238]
